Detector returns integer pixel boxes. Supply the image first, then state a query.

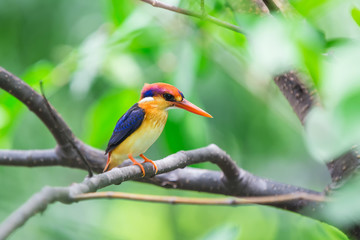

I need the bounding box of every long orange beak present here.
[174,99,213,118]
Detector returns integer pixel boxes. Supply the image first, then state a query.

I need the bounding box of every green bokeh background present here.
[1,0,358,239]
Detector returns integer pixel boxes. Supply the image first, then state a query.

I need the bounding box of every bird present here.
[103,82,212,176]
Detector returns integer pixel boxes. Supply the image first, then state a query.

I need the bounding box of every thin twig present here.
[39,81,93,177]
[74,191,326,205]
[140,0,244,34]
[263,0,281,12]
[200,0,206,18]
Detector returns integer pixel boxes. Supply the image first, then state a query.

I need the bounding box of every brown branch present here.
[140,0,244,34]
[326,148,360,185]
[225,0,270,15]
[274,71,314,124]
[74,191,325,205]
[273,72,360,238]
[262,0,281,12]
[273,71,360,188]
[274,72,360,180]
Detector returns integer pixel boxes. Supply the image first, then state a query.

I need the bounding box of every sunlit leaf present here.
[305,107,344,162]
[84,89,138,148]
[351,7,360,27]
[21,60,54,86]
[249,17,299,77]
[322,174,360,229]
[70,27,109,98]
[200,224,241,240]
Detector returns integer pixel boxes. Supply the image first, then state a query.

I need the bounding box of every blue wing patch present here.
[105,103,145,154]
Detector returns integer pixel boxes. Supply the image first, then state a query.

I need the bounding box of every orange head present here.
[139,83,212,118]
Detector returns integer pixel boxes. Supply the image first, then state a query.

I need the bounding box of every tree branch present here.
[274,71,314,124]
[0,68,96,174]
[0,0,357,235]
[0,147,105,172]
[0,149,60,166]
[0,143,322,212]
[273,71,360,188]
[140,0,244,34]
[0,70,319,213]
[0,143,323,239]
[39,81,93,177]
[0,68,73,149]
[74,191,325,205]
[262,0,281,12]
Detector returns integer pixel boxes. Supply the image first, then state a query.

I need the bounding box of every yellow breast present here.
[111,109,168,161]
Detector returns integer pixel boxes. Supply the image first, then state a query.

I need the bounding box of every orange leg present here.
[128,154,146,177]
[103,153,112,172]
[140,154,158,174]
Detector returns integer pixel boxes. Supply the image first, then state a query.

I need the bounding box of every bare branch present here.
[262,0,281,12]
[74,191,325,205]
[39,81,93,177]
[326,147,360,185]
[225,0,270,15]
[0,149,60,166]
[274,71,314,124]
[273,71,360,188]
[0,66,323,236]
[140,0,244,34]
[0,68,73,149]
[0,144,321,210]
[0,68,99,175]
[0,144,323,239]
[0,4,354,236]
[0,146,105,172]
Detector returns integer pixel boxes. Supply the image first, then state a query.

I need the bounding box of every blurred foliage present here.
[1,0,360,239]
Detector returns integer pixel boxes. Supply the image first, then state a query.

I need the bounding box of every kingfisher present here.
[103,83,212,176]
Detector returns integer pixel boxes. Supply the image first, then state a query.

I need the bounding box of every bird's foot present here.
[128,154,146,177]
[140,154,158,174]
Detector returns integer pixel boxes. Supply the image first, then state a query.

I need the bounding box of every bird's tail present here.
[103,152,112,172]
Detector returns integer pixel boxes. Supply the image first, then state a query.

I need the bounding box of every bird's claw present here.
[140,154,158,175]
[132,161,146,177]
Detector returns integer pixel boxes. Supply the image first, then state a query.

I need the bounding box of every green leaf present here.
[84,89,138,148]
[334,89,360,146]
[305,107,344,162]
[351,7,360,27]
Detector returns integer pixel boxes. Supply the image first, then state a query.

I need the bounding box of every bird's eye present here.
[163,93,175,101]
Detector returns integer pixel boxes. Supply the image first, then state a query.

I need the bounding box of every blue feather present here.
[142,89,154,98]
[105,103,145,154]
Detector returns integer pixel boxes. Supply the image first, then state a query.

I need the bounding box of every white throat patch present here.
[139,97,155,103]
[166,106,180,111]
